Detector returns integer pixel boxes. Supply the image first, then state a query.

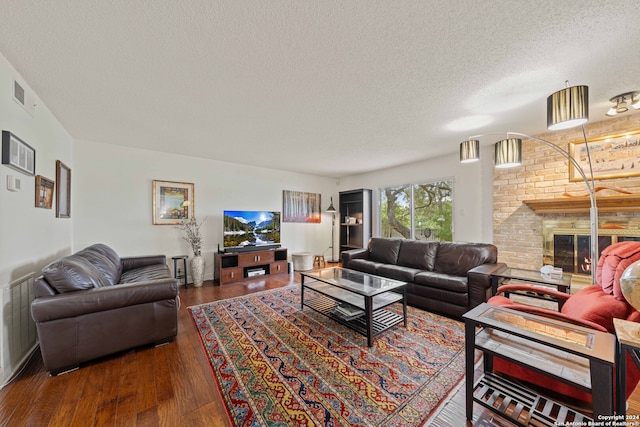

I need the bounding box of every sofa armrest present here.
[467,262,507,309]
[341,248,368,268]
[468,262,507,287]
[31,278,178,323]
[121,255,167,271]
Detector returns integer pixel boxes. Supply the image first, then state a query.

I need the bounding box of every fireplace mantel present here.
[523,194,640,214]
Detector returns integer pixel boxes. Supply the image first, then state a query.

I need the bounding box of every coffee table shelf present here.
[303,290,405,339]
[303,281,403,310]
[300,267,407,347]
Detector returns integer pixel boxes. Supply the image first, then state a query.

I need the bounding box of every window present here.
[380,180,453,241]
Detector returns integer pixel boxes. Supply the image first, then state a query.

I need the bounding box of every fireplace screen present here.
[544,219,640,278]
[552,235,615,275]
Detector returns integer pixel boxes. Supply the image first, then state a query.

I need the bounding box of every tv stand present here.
[215,247,288,285]
[222,244,281,254]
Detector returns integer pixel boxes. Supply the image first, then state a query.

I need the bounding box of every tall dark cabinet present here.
[339,189,372,254]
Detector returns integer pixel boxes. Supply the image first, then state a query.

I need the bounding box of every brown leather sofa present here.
[341,237,505,317]
[31,243,179,375]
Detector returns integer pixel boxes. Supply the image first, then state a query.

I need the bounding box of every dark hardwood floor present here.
[1,268,637,426]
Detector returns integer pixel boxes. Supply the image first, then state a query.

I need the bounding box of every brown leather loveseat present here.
[342,237,505,317]
[31,243,179,375]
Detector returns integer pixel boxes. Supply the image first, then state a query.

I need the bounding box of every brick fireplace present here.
[493,113,640,278]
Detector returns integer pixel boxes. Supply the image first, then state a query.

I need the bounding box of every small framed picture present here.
[152,180,195,225]
[35,175,54,209]
[56,160,71,218]
[1,131,35,176]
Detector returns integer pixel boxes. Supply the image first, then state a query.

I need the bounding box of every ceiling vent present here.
[13,79,35,117]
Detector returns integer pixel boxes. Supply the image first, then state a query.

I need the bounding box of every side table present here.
[614,318,640,417]
[292,252,313,271]
[490,266,572,295]
[172,255,188,288]
[464,303,615,425]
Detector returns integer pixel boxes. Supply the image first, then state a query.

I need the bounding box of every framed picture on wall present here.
[1,130,35,176]
[35,175,54,209]
[152,180,194,225]
[55,160,71,218]
[569,130,640,181]
[282,190,321,223]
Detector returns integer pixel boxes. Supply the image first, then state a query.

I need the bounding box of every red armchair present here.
[488,241,640,406]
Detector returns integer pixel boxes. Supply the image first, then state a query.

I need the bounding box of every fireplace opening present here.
[543,219,640,279]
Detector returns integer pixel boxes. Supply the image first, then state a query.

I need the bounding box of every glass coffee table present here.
[300,267,407,347]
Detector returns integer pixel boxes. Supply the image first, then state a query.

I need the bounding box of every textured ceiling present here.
[0,1,639,178]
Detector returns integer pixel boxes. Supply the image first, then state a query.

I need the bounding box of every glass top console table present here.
[464,303,615,426]
[490,267,573,295]
[300,267,407,347]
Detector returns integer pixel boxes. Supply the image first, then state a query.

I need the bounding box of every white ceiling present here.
[0,1,639,178]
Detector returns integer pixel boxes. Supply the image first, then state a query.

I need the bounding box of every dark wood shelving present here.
[338,189,372,255]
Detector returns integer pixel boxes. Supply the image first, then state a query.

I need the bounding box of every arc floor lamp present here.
[460,84,598,284]
[326,197,337,262]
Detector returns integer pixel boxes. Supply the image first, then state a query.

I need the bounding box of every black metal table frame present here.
[615,318,640,417]
[464,303,615,425]
[300,269,407,347]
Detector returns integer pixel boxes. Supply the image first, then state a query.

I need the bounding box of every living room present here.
[2,2,640,426]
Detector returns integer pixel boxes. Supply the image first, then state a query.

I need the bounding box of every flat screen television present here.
[223,210,281,250]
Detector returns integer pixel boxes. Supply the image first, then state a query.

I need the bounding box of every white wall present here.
[73,140,339,280]
[0,52,73,385]
[338,145,494,243]
[0,53,74,291]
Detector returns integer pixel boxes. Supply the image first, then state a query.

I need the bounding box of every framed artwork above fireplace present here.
[569,130,640,182]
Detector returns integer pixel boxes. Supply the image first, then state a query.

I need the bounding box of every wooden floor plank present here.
[135,348,158,414]
[0,267,636,427]
[113,351,140,427]
[69,362,107,426]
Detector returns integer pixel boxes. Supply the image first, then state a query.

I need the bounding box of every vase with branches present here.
[177,217,203,256]
[177,217,205,286]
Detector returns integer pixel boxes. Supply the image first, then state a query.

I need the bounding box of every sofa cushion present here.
[376,264,420,283]
[414,271,468,293]
[86,243,122,279]
[346,259,382,275]
[119,264,171,283]
[77,248,120,285]
[368,238,402,265]
[43,255,111,293]
[434,242,497,277]
[397,240,438,270]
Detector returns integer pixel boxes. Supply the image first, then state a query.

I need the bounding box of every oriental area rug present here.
[188,285,470,427]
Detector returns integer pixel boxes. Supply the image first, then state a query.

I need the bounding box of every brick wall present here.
[493,112,640,270]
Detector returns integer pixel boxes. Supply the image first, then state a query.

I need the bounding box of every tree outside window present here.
[380,180,453,241]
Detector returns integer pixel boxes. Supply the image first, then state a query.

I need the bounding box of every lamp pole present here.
[509,130,598,284]
[329,211,336,262]
[462,84,596,284]
[469,130,598,285]
[326,197,337,262]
